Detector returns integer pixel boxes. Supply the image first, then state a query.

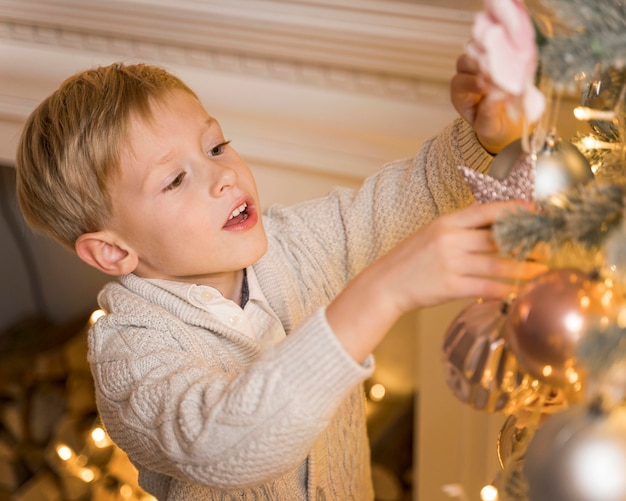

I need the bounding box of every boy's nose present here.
[209,161,237,196]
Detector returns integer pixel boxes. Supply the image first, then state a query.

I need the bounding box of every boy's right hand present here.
[326,201,546,363]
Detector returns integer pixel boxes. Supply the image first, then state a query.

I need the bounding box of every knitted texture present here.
[88,117,490,500]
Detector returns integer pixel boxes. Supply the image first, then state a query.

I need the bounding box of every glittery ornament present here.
[525,402,626,501]
[458,152,534,203]
[581,67,626,143]
[485,133,595,204]
[505,268,615,388]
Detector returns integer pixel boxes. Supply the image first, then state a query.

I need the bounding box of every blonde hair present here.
[16,62,198,250]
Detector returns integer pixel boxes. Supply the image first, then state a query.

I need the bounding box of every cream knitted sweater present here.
[88,118,492,500]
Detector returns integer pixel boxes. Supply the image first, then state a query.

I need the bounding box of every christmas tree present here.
[442,1,626,500]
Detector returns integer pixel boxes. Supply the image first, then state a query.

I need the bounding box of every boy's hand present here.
[375,201,545,312]
[327,201,546,363]
[450,54,525,155]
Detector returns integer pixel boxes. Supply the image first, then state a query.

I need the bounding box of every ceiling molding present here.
[0,0,473,172]
[0,0,477,86]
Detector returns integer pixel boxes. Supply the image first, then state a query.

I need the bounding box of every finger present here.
[446,252,545,281]
[480,256,547,282]
[451,228,498,253]
[456,53,480,74]
[447,200,533,230]
[451,276,521,302]
[451,74,484,98]
[450,259,547,301]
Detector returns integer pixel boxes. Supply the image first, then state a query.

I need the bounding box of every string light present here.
[480,484,498,501]
[580,135,621,150]
[369,383,386,402]
[91,426,113,448]
[120,484,134,498]
[90,309,106,324]
[78,467,96,483]
[573,106,616,122]
[56,443,74,461]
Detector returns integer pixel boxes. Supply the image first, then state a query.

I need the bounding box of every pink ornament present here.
[466,0,545,122]
[442,299,534,413]
[505,269,615,388]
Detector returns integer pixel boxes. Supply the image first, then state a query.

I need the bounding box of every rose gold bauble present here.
[442,299,513,412]
[505,268,615,388]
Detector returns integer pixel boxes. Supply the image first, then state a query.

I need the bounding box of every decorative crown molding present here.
[0,0,480,170]
[0,0,478,94]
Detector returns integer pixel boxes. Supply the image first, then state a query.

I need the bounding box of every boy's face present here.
[106,90,268,292]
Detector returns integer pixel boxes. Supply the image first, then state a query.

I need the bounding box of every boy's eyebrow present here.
[155,117,217,166]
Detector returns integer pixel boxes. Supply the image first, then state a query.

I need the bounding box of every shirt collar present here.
[145,267,263,309]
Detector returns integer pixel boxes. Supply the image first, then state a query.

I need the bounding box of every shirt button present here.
[201,291,215,301]
[316,487,326,501]
[229,316,240,326]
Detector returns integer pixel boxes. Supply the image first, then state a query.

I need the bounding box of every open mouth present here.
[224,202,249,227]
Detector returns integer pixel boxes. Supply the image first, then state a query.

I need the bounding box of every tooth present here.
[229,203,247,220]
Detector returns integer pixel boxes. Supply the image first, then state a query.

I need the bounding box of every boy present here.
[15,54,542,499]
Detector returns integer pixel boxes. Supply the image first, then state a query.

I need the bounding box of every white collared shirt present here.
[147,267,286,347]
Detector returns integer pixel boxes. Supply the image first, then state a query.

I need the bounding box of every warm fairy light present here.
[566,368,580,384]
[79,467,96,483]
[602,290,614,308]
[56,444,73,461]
[90,309,106,324]
[580,296,591,309]
[581,135,620,151]
[573,106,616,122]
[120,484,133,498]
[369,383,386,402]
[480,484,498,500]
[441,483,469,500]
[542,365,553,378]
[91,426,112,448]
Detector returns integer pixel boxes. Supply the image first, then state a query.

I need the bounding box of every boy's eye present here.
[207,140,231,157]
[164,172,186,191]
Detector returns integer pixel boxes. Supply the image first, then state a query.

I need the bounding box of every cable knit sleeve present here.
[257,116,493,308]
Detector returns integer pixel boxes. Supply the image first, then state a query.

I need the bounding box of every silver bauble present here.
[525,403,626,501]
[489,134,594,203]
[581,67,626,143]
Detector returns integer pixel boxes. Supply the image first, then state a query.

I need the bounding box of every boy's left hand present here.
[450,54,524,155]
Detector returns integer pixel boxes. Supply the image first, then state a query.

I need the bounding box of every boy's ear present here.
[75,231,138,276]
